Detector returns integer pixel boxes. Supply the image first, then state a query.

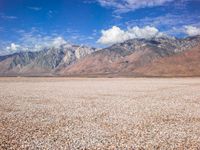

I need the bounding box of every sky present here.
[0,0,200,55]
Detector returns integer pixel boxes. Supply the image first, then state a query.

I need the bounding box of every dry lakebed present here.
[0,78,200,149]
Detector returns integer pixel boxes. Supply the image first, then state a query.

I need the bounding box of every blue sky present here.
[0,0,200,55]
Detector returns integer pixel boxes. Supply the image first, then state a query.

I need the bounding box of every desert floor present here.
[0,78,200,149]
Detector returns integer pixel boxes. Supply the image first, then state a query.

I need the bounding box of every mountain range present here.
[0,36,200,77]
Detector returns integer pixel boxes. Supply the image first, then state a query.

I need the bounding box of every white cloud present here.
[96,0,174,13]
[17,29,70,51]
[6,43,21,51]
[51,37,68,48]
[185,26,200,36]
[4,36,71,54]
[98,26,128,45]
[23,36,70,50]
[4,29,71,53]
[97,26,164,45]
[1,27,96,55]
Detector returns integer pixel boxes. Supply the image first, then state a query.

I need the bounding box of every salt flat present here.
[0,78,200,149]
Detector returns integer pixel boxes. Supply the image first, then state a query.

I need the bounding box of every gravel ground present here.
[0,78,200,149]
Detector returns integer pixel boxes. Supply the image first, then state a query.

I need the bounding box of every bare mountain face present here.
[134,44,200,77]
[0,44,97,76]
[60,36,200,77]
[0,36,200,76]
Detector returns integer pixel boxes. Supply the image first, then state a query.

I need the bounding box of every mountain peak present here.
[0,36,200,76]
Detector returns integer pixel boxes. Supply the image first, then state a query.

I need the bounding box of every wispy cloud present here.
[0,25,97,55]
[94,0,175,13]
[48,10,53,17]
[17,28,68,51]
[0,28,64,54]
[0,13,17,20]
[125,13,200,36]
[27,7,42,11]
[47,10,56,18]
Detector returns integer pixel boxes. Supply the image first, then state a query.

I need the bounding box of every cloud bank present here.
[185,26,200,36]
[97,26,164,45]
[6,43,21,51]
[52,37,68,48]
[96,0,174,13]
[5,35,70,54]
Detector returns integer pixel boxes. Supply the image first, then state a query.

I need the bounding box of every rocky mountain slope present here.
[0,44,97,76]
[0,35,200,77]
[134,44,200,77]
[60,36,200,77]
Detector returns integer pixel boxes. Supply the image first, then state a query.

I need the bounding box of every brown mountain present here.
[60,36,200,77]
[0,36,200,77]
[134,44,200,77]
